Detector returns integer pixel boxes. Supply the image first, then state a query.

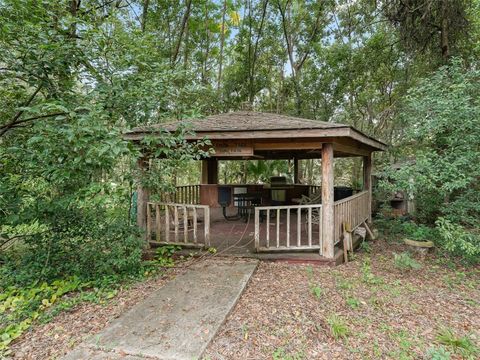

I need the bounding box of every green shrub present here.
[0,207,143,287]
[393,252,422,270]
[402,222,436,241]
[435,218,480,264]
[380,61,480,263]
[155,245,181,267]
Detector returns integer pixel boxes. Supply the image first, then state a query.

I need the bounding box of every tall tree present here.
[384,0,470,61]
[276,0,329,114]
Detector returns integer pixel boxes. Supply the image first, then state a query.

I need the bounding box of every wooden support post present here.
[136,157,150,246]
[363,153,373,223]
[201,159,218,184]
[321,143,334,259]
[201,160,208,184]
[293,157,300,184]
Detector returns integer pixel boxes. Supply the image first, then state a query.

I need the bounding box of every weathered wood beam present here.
[124,127,387,152]
[293,157,299,184]
[201,159,218,184]
[333,142,370,157]
[136,157,150,246]
[363,153,373,223]
[254,141,323,151]
[321,143,335,259]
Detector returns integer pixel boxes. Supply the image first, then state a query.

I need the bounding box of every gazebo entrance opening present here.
[125,112,386,262]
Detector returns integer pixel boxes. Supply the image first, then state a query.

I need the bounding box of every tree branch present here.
[0,112,67,137]
[171,0,193,65]
[0,85,43,137]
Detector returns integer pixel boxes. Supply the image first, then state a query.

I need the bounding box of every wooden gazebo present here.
[124,111,387,261]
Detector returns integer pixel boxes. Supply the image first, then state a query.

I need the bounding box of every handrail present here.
[334,190,368,205]
[333,191,370,244]
[146,202,210,247]
[254,204,323,253]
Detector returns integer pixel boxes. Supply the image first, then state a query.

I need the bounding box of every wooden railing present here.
[159,185,200,205]
[334,191,369,244]
[174,185,200,205]
[254,204,323,254]
[147,202,210,247]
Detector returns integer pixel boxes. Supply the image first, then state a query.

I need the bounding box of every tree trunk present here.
[217,0,227,92]
[202,3,210,84]
[171,0,193,65]
[68,0,80,38]
[440,0,450,61]
[183,19,190,69]
[249,0,269,104]
[141,0,150,32]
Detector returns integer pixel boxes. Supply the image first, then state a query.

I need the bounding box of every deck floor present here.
[152,212,336,263]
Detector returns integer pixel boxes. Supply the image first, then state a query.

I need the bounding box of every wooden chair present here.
[298,192,322,232]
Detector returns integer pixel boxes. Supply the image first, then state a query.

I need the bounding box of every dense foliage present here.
[1,2,480,352]
[383,60,480,262]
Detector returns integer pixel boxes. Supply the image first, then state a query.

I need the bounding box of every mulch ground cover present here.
[6,239,479,360]
[205,240,479,360]
[6,263,192,360]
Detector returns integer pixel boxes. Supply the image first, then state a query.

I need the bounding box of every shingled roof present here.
[124,111,387,152]
[128,111,347,133]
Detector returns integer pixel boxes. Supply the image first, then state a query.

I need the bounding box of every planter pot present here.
[404,238,434,255]
[403,239,434,248]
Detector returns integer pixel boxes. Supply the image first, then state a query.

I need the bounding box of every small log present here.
[363,221,375,240]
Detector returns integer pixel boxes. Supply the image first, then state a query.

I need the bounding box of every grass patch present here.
[426,346,452,360]
[337,279,354,290]
[394,252,422,270]
[327,315,349,340]
[309,284,323,299]
[345,297,361,309]
[436,328,479,358]
[361,258,384,285]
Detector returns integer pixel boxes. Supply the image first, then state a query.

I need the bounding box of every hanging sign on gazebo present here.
[212,140,254,157]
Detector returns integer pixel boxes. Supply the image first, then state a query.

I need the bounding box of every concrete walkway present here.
[63,259,258,360]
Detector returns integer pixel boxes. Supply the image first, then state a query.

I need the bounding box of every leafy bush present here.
[389,60,480,228]
[393,252,422,270]
[435,218,480,264]
[375,215,407,241]
[0,207,143,287]
[402,222,436,241]
[380,60,480,264]
[154,245,182,268]
[0,277,84,356]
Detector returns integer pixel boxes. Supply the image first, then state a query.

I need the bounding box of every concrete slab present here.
[63,259,258,360]
[63,347,148,359]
